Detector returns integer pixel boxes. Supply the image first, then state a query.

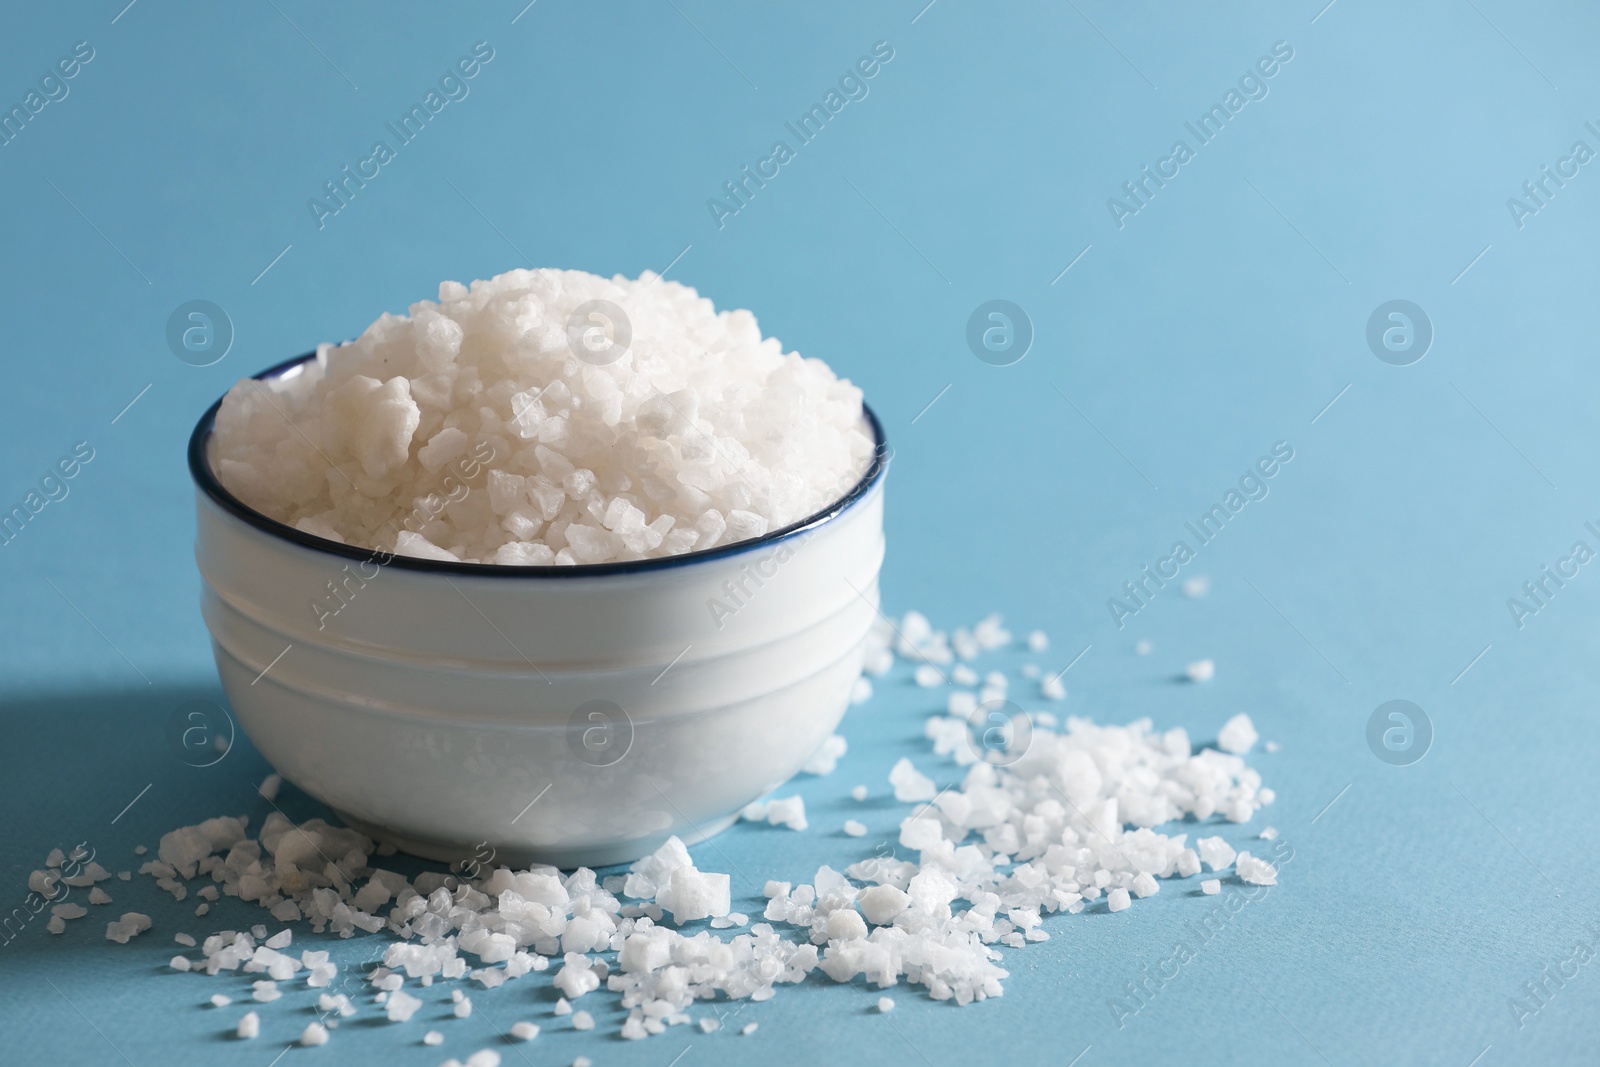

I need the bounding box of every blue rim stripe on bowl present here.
[188,350,891,578]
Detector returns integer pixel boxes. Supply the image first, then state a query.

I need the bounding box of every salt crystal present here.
[1201,880,1221,895]
[257,774,281,801]
[850,785,868,802]
[237,1012,260,1039]
[300,1022,329,1047]
[386,990,423,1022]
[1106,888,1131,913]
[1235,851,1278,886]
[553,998,572,1016]
[1040,674,1066,701]
[1217,713,1258,754]
[1196,837,1236,872]
[887,758,936,802]
[1135,640,1151,655]
[1026,630,1048,652]
[801,734,848,776]
[509,1021,539,1041]
[571,1010,594,1031]
[741,1023,758,1035]
[1259,827,1278,841]
[424,1031,444,1046]
[1182,576,1210,598]
[763,796,807,832]
[210,994,231,1007]
[877,996,895,1013]
[842,820,867,837]
[913,665,942,688]
[1185,659,1215,682]
[88,888,111,905]
[465,1052,501,1067]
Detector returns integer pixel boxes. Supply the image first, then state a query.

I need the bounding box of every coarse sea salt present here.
[211,268,873,565]
[50,609,1274,1043]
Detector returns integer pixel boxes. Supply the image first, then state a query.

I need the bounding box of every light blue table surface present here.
[4,2,1599,1064]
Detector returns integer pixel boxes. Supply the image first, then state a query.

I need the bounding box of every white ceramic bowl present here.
[189,353,890,869]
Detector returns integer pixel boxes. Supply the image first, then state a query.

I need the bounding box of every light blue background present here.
[3,1,1598,1064]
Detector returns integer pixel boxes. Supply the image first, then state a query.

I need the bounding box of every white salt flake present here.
[1185,659,1215,683]
[237,1012,260,1039]
[1201,880,1221,895]
[1235,851,1278,886]
[1217,713,1258,754]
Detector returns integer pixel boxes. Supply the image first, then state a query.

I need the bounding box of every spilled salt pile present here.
[35,609,1276,1047]
[210,268,874,564]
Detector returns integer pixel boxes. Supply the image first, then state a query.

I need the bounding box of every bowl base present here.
[332,809,742,872]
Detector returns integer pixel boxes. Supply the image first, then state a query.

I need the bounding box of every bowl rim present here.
[189,350,890,578]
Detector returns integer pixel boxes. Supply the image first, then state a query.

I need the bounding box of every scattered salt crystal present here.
[1026,630,1048,652]
[257,774,281,801]
[1135,640,1151,655]
[88,888,111,905]
[465,1052,501,1067]
[1265,740,1280,753]
[850,677,873,705]
[251,981,280,1003]
[858,885,910,926]
[52,903,86,920]
[763,796,807,832]
[300,1022,329,1047]
[850,785,868,802]
[553,998,571,1016]
[1235,851,1278,886]
[424,1032,444,1046]
[1182,576,1210,597]
[509,1021,539,1041]
[741,1023,758,1035]
[801,734,848,776]
[571,1010,595,1031]
[842,820,867,837]
[170,955,191,971]
[117,871,130,881]
[1040,674,1066,701]
[47,916,65,934]
[1201,880,1221,895]
[1217,713,1258,754]
[105,912,151,944]
[236,1012,260,1039]
[1185,658,1215,682]
[913,664,942,688]
[454,996,473,1019]
[386,990,423,1022]
[1196,837,1237,872]
[877,996,895,1013]
[1106,888,1131,913]
[947,690,977,716]
[1258,826,1278,841]
[887,758,936,802]
[133,845,147,856]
